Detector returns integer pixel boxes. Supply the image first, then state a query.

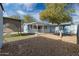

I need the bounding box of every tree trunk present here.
[58,25,63,39]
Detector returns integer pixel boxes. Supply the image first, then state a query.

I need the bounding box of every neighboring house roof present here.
[3,17,21,22]
[0,3,4,11]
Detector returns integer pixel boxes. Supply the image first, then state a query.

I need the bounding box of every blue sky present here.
[3,3,45,22]
[3,3,79,23]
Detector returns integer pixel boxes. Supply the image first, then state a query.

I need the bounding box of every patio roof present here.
[24,22,72,26]
[60,22,72,26]
[24,22,57,26]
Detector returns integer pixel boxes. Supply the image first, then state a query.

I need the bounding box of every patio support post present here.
[47,25,49,33]
[42,25,44,33]
[28,25,30,33]
[36,24,38,33]
[32,24,34,33]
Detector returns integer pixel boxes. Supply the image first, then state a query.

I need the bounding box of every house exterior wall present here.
[53,25,77,35]
[63,24,77,34]
[70,24,77,34]
[50,26,55,33]
[23,23,78,35]
[23,23,52,33]
[0,5,3,48]
[23,24,28,33]
[47,25,51,32]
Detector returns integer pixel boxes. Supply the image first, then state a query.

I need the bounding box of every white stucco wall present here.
[55,26,60,33]
[70,24,77,34]
[23,23,78,35]
[50,26,55,33]
[23,24,28,33]
[63,24,77,34]
[52,24,77,34]
[0,5,3,48]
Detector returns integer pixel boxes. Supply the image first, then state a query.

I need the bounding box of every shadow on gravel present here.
[0,36,79,56]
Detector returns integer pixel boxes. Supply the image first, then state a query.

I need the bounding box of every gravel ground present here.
[0,36,79,56]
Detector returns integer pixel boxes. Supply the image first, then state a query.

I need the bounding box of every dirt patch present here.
[0,36,79,56]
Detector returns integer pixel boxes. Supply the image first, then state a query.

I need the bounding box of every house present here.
[22,22,58,33]
[23,22,78,35]
[3,17,21,33]
[0,3,4,48]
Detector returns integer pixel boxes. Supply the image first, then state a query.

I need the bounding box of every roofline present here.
[0,3,4,11]
[24,22,57,26]
[24,22,72,26]
[3,17,21,21]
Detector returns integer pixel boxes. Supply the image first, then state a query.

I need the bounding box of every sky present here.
[3,3,79,24]
[3,3,45,22]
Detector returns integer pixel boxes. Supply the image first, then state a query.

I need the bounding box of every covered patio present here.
[23,22,74,34]
[23,22,56,33]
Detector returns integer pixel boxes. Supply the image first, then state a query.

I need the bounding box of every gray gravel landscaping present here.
[0,36,79,56]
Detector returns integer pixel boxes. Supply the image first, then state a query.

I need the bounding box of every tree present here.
[40,3,73,24]
[23,15,35,23]
[9,16,20,19]
[40,3,75,38]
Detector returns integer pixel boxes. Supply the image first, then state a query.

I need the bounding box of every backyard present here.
[0,3,79,56]
[0,33,79,56]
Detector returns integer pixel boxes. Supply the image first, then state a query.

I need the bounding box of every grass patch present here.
[4,33,35,43]
[4,33,35,38]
